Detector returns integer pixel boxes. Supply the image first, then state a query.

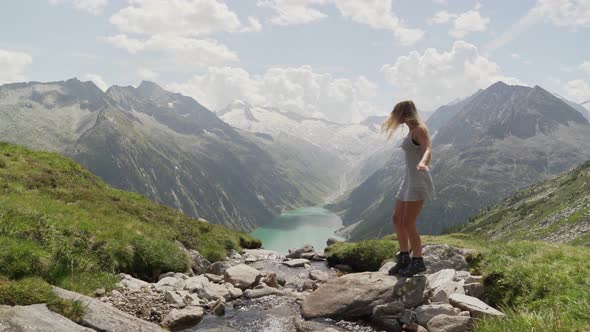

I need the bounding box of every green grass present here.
[0,277,56,306]
[0,142,260,294]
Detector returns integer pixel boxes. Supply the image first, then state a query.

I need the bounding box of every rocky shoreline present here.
[0,243,503,332]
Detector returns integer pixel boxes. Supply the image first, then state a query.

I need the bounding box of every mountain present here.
[450,161,590,245]
[330,81,590,240]
[218,100,395,193]
[0,79,337,231]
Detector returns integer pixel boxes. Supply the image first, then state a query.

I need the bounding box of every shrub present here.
[0,277,55,306]
[325,239,398,271]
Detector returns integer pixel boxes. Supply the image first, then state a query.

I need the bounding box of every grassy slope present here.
[326,234,590,331]
[448,161,590,245]
[0,142,260,295]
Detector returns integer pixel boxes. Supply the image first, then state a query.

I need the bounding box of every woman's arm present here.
[414,127,431,171]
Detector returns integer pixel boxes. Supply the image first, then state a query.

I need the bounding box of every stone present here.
[334,264,353,273]
[95,288,106,297]
[286,244,315,259]
[463,282,484,298]
[415,303,458,326]
[164,290,184,305]
[422,244,470,274]
[372,301,405,317]
[162,306,204,330]
[243,283,286,299]
[224,283,243,299]
[449,294,505,318]
[117,275,150,292]
[205,273,224,283]
[431,280,465,303]
[283,259,311,268]
[401,323,428,332]
[458,311,471,317]
[156,277,186,290]
[294,318,350,332]
[302,280,315,291]
[211,299,226,316]
[426,314,473,332]
[188,250,211,275]
[399,309,417,324]
[0,304,95,332]
[184,275,209,293]
[158,272,175,280]
[301,272,426,319]
[207,261,232,276]
[242,249,282,261]
[262,272,279,288]
[53,287,165,332]
[326,238,341,247]
[426,269,457,290]
[309,270,329,282]
[223,264,261,290]
[465,275,483,284]
[378,261,395,274]
[198,281,231,301]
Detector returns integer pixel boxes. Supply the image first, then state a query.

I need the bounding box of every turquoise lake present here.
[250,207,344,254]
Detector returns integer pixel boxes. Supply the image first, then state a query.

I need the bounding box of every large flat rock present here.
[301,272,426,319]
[0,304,94,332]
[53,287,165,332]
[449,293,505,319]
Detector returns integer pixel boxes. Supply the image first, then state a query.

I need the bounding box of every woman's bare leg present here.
[401,200,424,257]
[393,200,409,252]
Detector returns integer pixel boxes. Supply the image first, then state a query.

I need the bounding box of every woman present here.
[382,100,435,277]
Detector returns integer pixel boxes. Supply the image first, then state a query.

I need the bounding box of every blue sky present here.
[1,0,589,123]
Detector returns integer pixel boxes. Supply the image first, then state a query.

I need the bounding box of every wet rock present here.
[426,314,473,332]
[53,286,165,332]
[309,270,329,282]
[162,306,204,330]
[262,272,279,288]
[0,304,95,332]
[415,303,458,326]
[449,294,505,319]
[211,299,226,316]
[283,259,311,268]
[243,283,287,299]
[294,318,350,332]
[207,261,232,276]
[301,272,426,319]
[287,244,315,259]
[422,244,470,274]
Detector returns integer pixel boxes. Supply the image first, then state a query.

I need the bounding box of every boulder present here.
[449,294,505,319]
[431,280,465,303]
[53,286,165,332]
[211,298,225,316]
[198,281,231,301]
[0,304,95,332]
[301,280,315,291]
[243,283,287,299]
[116,274,149,292]
[463,282,484,298]
[162,306,204,330]
[262,272,279,288]
[223,264,261,290]
[415,303,458,326]
[294,319,350,332]
[426,314,473,332]
[283,259,311,268]
[378,261,395,274]
[207,261,232,276]
[224,283,243,299]
[242,249,281,262]
[309,270,329,282]
[156,277,186,291]
[301,272,426,319]
[205,273,224,283]
[164,290,185,305]
[286,244,315,259]
[188,250,211,275]
[184,275,209,292]
[422,244,470,274]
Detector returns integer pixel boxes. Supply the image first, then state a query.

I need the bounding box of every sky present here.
[0,0,589,123]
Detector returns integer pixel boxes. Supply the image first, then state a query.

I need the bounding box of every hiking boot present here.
[388,252,411,276]
[398,257,426,277]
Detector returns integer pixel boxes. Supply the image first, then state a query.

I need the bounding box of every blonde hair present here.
[382,100,431,141]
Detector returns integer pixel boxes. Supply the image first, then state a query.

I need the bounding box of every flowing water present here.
[250,207,344,253]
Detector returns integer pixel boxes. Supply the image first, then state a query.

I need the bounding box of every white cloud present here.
[564,79,590,102]
[0,49,33,84]
[431,7,490,38]
[82,73,109,91]
[106,0,257,71]
[167,65,380,123]
[486,0,590,52]
[257,0,424,45]
[581,61,590,75]
[105,34,239,68]
[110,0,258,36]
[432,0,447,4]
[381,41,522,110]
[257,0,328,25]
[49,0,108,14]
[137,67,159,81]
